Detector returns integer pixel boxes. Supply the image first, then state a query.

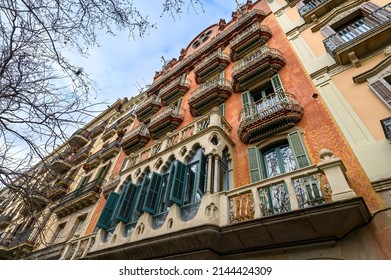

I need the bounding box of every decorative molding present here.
[311,0,366,32]
[353,54,391,83]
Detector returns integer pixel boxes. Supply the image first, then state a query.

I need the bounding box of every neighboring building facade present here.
[0,0,390,260]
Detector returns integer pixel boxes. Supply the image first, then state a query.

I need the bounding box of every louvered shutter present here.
[368,79,391,110]
[143,172,163,215]
[115,182,139,223]
[96,192,120,230]
[287,131,310,168]
[320,26,337,38]
[197,152,207,194]
[248,147,262,183]
[169,161,187,206]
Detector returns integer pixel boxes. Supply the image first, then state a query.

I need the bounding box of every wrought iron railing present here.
[148,105,185,127]
[238,91,303,124]
[323,4,391,55]
[55,178,105,208]
[189,78,233,103]
[101,140,120,154]
[194,49,230,73]
[298,0,329,17]
[230,22,271,47]
[232,46,283,76]
[24,242,66,260]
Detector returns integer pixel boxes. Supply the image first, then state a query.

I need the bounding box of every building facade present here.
[0,0,390,260]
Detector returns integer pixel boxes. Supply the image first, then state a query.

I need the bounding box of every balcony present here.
[0,214,12,229]
[238,92,303,143]
[89,121,107,139]
[68,145,92,165]
[87,150,369,259]
[24,242,66,260]
[47,178,72,200]
[8,227,36,250]
[85,150,101,171]
[49,155,71,174]
[60,234,96,260]
[120,124,151,155]
[188,78,233,116]
[135,95,162,123]
[158,76,191,106]
[116,112,135,129]
[232,47,286,92]
[69,129,90,147]
[147,106,185,139]
[101,121,118,141]
[323,4,391,65]
[230,23,272,61]
[194,49,231,83]
[298,0,346,23]
[53,178,105,218]
[102,176,121,198]
[100,140,121,161]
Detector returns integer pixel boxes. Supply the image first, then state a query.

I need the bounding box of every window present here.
[76,175,90,189]
[368,75,391,110]
[69,215,86,238]
[247,131,310,183]
[51,223,66,244]
[241,74,284,115]
[217,149,230,192]
[381,117,391,141]
[95,163,111,180]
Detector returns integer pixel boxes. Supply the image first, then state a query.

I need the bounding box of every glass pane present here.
[264,150,281,177]
[185,163,197,204]
[280,146,297,173]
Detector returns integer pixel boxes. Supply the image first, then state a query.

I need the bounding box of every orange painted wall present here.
[85,196,106,235]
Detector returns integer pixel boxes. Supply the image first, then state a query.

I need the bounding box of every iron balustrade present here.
[189,78,233,103]
[55,178,105,208]
[238,91,303,124]
[194,49,230,73]
[323,3,391,56]
[229,22,272,48]
[232,46,283,76]
[298,0,329,17]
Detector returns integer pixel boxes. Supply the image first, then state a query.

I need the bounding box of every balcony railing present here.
[47,177,73,200]
[53,178,105,218]
[60,234,96,260]
[89,121,107,138]
[135,95,162,122]
[298,0,345,23]
[238,91,303,143]
[116,112,135,129]
[69,129,90,147]
[102,175,121,197]
[147,105,185,139]
[232,46,285,91]
[49,155,72,174]
[120,124,151,154]
[323,4,391,64]
[101,120,118,141]
[121,110,231,174]
[0,214,12,228]
[100,140,121,161]
[229,23,272,60]
[8,227,36,249]
[24,242,66,260]
[193,49,231,83]
[158,77,191,105]
[188,78,233,116]
[88,150,369,260]
[68,145,93,165]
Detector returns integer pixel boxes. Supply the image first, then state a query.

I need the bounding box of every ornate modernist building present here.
[0,0,390,260]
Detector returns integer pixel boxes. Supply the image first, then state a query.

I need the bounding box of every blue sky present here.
[75,0,239,108]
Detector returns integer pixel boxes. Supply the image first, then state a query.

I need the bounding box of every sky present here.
[73,0,239,109]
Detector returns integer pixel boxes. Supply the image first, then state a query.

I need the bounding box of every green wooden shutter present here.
[143,172,163,214]
[271,74,284,92]
[115,182,139,223]
[196,152,207,195]
[248,147,262,183]
[241,91,252,107]
[169,160,187,206]
[96,192,120,230]
[287,131,310,168]
[96,162,111,179]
